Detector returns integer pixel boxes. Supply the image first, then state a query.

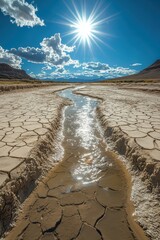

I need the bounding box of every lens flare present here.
[60,1,114,51]
[76,18,92,41]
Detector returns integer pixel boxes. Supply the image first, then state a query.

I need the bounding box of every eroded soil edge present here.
[0,94,71,237]
[76,88,160,240]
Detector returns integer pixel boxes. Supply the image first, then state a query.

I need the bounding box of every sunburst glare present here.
[60,1,114,51]
[75,18,92,42]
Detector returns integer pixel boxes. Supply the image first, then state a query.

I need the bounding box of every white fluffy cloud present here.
[55,67,67,73]
[10,33,78,67]
[74,62,136,79]
[0,46,22,68]
[35,61,136,80]
[82,62,110,71]
[107,66,136,76]
[130,63,142,67]
[0,41,136,80]
[0,0,44,27]
[10,47,46,63]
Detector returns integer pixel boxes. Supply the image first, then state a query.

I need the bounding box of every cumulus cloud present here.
[107,66,136,76]
[0,0,44,27]
[42,65,52,71]
[10,33,78,67]
[36,71,47,79]
[55,67,66,73]
[33,68,66,80]
[130,63,142,67]
[36,61,136,80]
[10,47,46,63]
[82,62,110,71]
[0,46,22,68]
[73,66,135,80]
[0,41,136,80]
[74,61,136,78]
[40,35,75,55]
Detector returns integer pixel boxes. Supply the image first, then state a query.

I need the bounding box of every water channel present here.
[59,88,114,185]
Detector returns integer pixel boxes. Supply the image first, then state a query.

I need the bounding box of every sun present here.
[76,19,92,41]
[68,14,96,48]
[60,1,114,50]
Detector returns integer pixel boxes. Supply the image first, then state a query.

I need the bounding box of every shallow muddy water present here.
[59,88,113,185]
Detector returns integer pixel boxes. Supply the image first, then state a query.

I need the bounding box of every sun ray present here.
[59,0,115,52]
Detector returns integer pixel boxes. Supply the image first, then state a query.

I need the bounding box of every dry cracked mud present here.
[1,84,160,240]
[5,88,150,240]
[76,83,160,240]
[0,85,71,236]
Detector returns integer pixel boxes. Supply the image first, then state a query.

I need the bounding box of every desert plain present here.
[0,82,159,240]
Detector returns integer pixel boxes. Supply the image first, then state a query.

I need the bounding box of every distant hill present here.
[0,63,32,80]
[102,60,160,82]
[139,59,160,78]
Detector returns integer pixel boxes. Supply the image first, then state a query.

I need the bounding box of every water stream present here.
[59,88,114,185]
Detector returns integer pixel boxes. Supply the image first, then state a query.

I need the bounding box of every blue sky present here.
[0,0,159,80]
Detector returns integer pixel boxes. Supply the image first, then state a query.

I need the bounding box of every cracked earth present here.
[5,159,135,240]
[0,85,72,236]
[0,86,70,186]
[76,84,160,240]
[77,84,160,162]
[5,88,150,240]
[1,83,160,240]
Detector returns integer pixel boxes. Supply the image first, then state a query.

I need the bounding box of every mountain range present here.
[140,59,160,77]
[108,60,160,82]
[0,63,32,80]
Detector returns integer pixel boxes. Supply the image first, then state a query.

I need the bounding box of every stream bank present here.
[0,86,71,237]
[76,85,160,240]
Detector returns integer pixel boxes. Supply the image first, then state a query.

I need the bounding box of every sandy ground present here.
[0,83,160,239]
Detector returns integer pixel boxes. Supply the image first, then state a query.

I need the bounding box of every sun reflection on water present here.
[59,89,113,184]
